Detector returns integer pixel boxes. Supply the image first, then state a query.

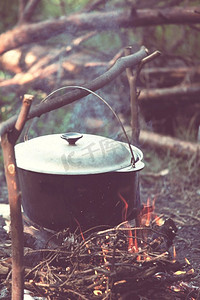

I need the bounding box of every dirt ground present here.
[140,145,200,288]
[0,144,200,296]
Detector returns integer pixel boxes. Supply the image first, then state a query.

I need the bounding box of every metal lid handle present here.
[61,132,83,145]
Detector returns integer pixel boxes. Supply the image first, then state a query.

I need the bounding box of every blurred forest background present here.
[0,0,200,170]
[1,3,200,296]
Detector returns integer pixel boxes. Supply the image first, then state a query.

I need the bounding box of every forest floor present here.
[0,143,200,298]
[140,145,200,288]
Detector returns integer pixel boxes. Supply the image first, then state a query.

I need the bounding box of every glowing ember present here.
[154,215,164,226]
[187,268,195,274]
[173,245,176,261]
[174,270,186,275]
[93,290,102,296]
[171,285,181,292]
[101,246,108,264]
[114,280,126,286]
[185,257,191,265]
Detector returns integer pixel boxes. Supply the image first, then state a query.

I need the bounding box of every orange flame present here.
[127,223,134,253]
[173,246,176,261]
[118,192,128,222]
[145,198,151,226]
[74,217,91,254]
[134,229,139,253]
[118,193,134,252]
[140,198,154,226]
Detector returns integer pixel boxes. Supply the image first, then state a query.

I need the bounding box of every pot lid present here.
[15,133,142,175]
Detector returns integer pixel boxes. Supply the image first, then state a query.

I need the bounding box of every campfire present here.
[1,198,198,300]
[1,49,199,300]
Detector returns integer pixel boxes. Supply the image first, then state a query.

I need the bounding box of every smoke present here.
[67,87,130,140]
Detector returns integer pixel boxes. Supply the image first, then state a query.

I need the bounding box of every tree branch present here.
[140,130,200,157]
[125,46,140,146]
[139,83,200,102]
[125,48,161,145]
[1,94,34,300]
[0,31,98,94]
[23,0,41,23]
[18,0,41,24]
[124,47,160,228]
[0,6,200,55]
[18,0,27,24]
[0,46,148,136]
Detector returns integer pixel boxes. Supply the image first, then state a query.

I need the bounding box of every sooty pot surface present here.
[18,169,138,230]
[15,133,144,230]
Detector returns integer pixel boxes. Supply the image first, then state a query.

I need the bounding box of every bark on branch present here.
[140,66,200,83]
[140,130,200,157]
[0,31,98,95]
[0,46,148,136]
[1,94,34,300]
[0,6,200,55]
[139,83,200,102]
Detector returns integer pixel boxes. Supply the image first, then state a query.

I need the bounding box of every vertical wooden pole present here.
[1,94,34,300]
[1,134,24,299]
[124,47,142,226]
[124,48,161,226]
[124,46,140,146]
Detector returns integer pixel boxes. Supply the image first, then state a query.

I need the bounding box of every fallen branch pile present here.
[1,217,198,299]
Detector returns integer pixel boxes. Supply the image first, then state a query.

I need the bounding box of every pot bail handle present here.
[25,85,136,166]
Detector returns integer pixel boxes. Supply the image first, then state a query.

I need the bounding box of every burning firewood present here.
[0,210,197,299]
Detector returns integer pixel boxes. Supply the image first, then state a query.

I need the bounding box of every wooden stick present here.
[124,46,144,227]
[125,46,141,146]
[1,6,200,55]
[124,47,160,227]
[140,130,200,157]
[1,94,34,300]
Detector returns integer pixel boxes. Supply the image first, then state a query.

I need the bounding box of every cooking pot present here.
[15,87,145,231]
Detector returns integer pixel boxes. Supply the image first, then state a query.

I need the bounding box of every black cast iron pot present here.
[14,86,145,231]
[15,132,144,231]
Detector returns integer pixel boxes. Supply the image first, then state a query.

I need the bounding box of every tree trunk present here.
[0,6,200,55]
[139,83,200,102]
[140,130,200,157]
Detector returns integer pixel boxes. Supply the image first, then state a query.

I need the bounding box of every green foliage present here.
[153,25,200,60]
[0,93,16,122]
[26,107,72,139]
[0,0,18,32]
[38,0,90,19]
[84,31,122,52]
